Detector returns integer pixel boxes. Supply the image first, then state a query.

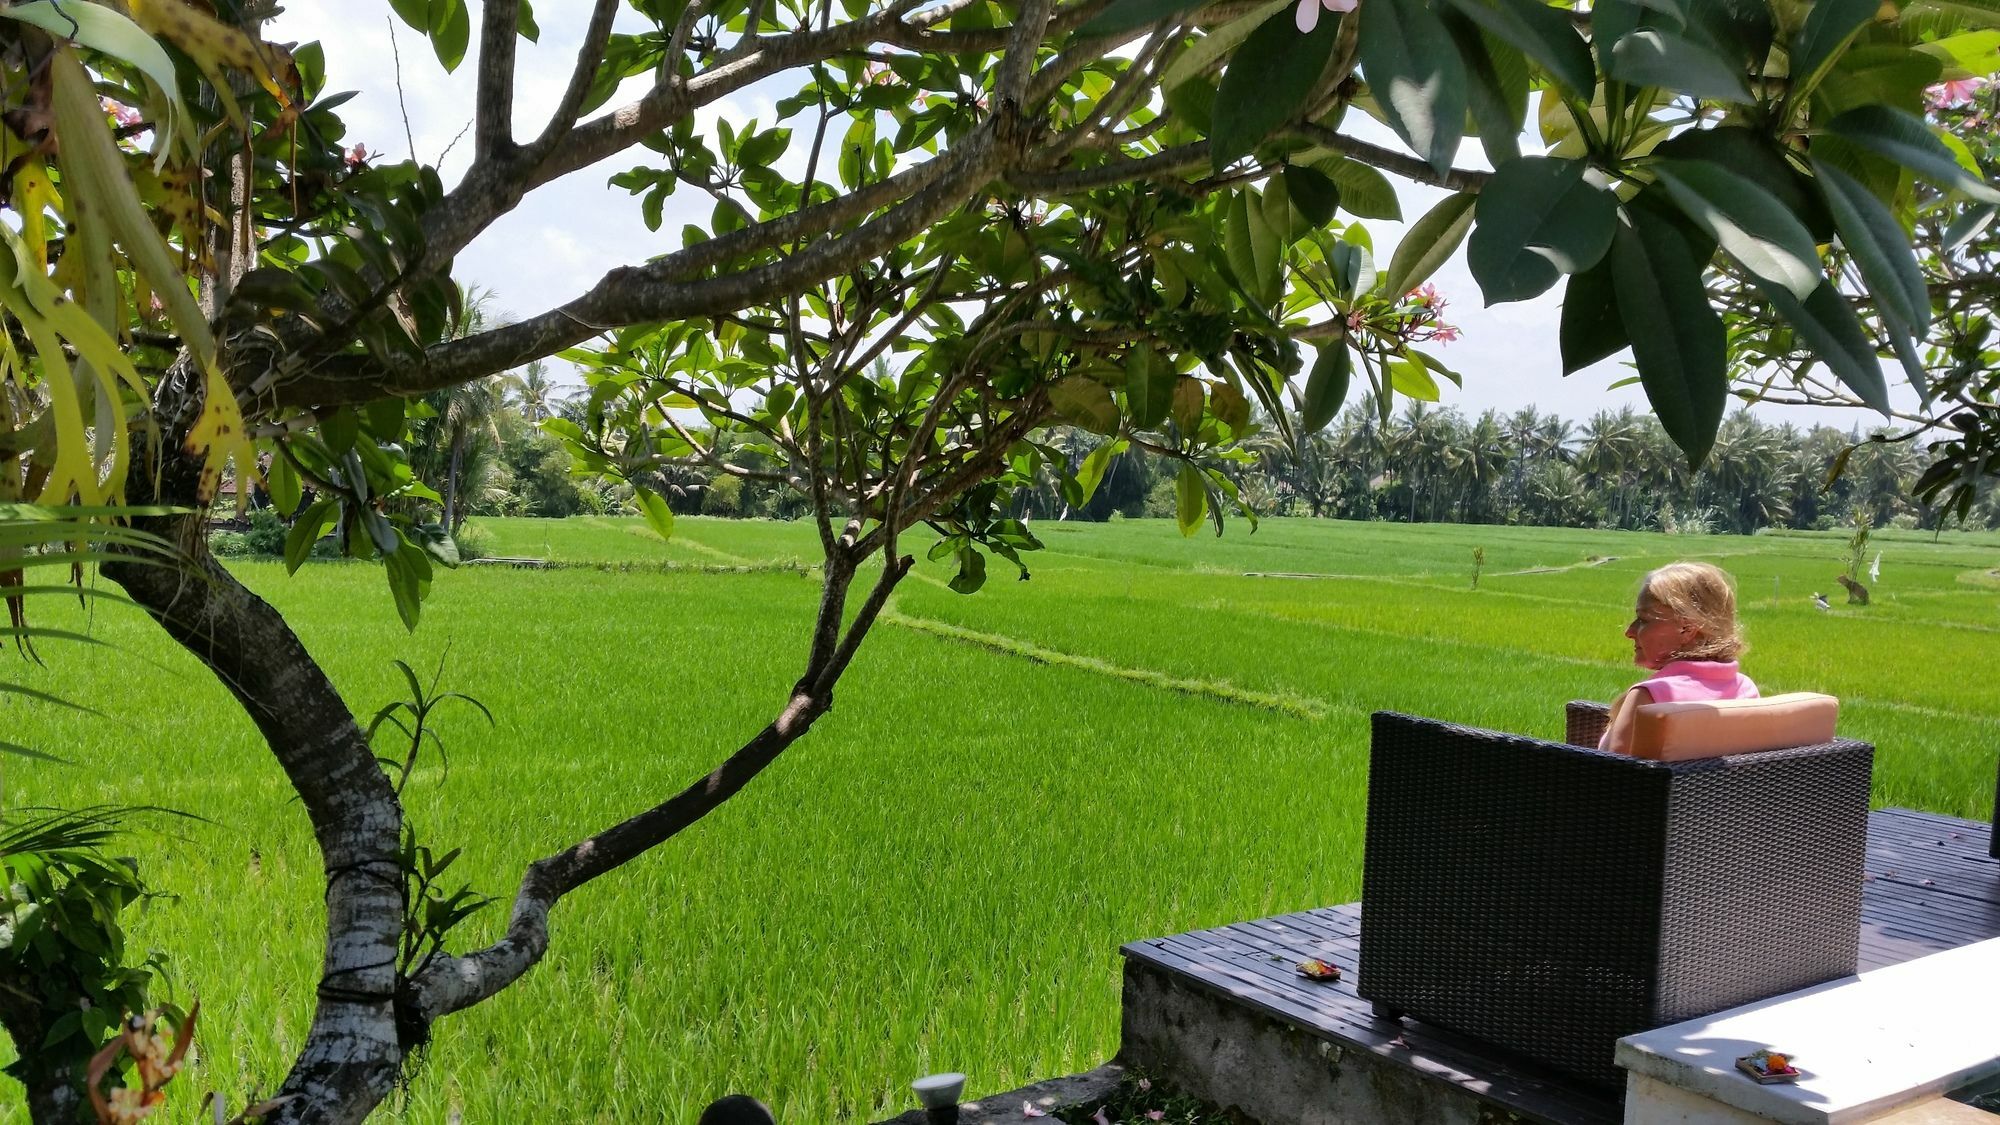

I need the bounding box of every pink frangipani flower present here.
[1296,0,1359,34]
[1928,77,1987,109]
[1136,1079,1152,1092]
[1022,1103,1048,1118]
[1093,1109,1113,1125]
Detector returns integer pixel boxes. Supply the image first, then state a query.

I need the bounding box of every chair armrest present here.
[1566,700,1611,748]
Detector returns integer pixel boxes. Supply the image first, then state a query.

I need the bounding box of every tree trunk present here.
[445,435,464,531]
[0,989,82,1124]
[102,404,407,1125]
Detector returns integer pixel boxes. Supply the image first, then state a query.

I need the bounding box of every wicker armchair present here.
[1358,704,1874,1090]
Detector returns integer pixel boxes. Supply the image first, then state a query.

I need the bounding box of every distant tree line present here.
[256,375,1987,544]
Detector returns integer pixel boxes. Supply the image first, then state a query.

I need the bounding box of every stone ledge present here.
[871,1062,1127,1125]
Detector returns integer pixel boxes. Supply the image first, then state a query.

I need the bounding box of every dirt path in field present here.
[883,609,1332,719]
[1239,556,1621,581]
[1494,555,1620,577]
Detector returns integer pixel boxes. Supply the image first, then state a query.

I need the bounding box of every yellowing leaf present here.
[183,362,259,505]
[128,0,296,127]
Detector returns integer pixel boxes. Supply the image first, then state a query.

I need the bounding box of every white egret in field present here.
[1812,593,1832,612]
[1870,551,1882,583]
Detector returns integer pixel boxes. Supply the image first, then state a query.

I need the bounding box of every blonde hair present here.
[1638,561,1745,662]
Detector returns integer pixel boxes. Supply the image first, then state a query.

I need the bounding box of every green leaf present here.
[323,408,359,457]
[1559,256,1626,374]
[949,547,987,594]
[1211,380,1251,433]
[1655,159,1824,299]
[383,541,432,632]
[1050,375,1121,435]
[1821,45,1942,116]
[1225,190,1284,306]
[1212,7,1345,172]
[1079,0,1203,37]
[1468,158,1616,304]
[1389,354,1441,400]
[1654,126,1834,241]
[1301,344,1352,432]
[429,0,471,72]
[838,116,876,190]
[1608,29,1753,102]
[1174,464,1207,537]
[1380,191,1477,300]
[1609,211,1726,467]
[1283,165,1342,227]
[1791,0,1883,103]
[1945,203,1999,253]
[1357,0,1468,173]
[388,0,430,30]
[1450,19,1526,166]
[1171,376,1205,434]
[634,487,675,541]
[1440,0,1594,96]
[1075,439,1127,504]
[1826,106,2000,203]
[267,453,302,517]
[1913,29,2000,80]
[1320,158,1403,219]
[1126,348,1176,429]
[1161,0,1292,89]
[1752,276,1893,414]
[1812,157,1930,332]
[518,0,541,41]
[285,499,337,574]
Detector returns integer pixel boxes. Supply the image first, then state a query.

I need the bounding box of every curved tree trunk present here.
[103,405,407,1125]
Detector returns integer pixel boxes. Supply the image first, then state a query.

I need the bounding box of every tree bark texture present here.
[0,988,81,1124]
[103,397,408,1124]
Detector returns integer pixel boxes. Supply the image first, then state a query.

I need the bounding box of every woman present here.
[1600,561,1757,754]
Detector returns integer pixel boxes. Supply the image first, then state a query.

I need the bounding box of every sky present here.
[268,2,1901,435]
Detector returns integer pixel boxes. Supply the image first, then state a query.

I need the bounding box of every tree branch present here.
[521,0,621,166]
[474,0,521,162]
[1286,122,1492,192]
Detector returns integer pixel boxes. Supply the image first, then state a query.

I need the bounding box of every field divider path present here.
[882,610,1332,720]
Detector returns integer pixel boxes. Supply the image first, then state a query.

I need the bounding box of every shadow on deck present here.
[1119,809,2000,1125]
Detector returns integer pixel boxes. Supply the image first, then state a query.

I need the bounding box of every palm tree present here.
[503,359,567,423]
[409,285,509,530]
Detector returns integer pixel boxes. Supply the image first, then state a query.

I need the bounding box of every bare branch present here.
[521,0,622,165]
[475,0,521,161]
[1286,122,1492,192]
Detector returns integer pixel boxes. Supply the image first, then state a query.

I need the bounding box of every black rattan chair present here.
[1357,703,1874,1090]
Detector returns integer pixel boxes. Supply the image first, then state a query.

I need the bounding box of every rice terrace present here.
[6,516,1996,1122]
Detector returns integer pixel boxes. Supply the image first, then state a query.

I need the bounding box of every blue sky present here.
[272,2,1900,433]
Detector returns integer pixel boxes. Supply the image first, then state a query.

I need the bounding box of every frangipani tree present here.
[0,0,1996,1119]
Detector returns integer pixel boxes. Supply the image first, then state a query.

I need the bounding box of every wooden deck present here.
[1120,808,2000,1125]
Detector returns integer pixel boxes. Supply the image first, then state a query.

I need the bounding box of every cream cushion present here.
[1629,692,1840,761]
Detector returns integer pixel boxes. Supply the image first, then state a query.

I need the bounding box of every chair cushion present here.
[1629,692,1840,761]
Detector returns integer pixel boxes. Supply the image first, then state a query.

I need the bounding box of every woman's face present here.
[1625,594,1690,670]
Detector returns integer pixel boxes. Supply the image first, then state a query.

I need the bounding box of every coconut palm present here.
[504,360,568,424]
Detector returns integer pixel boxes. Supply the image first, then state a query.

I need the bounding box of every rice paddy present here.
[5,516,1997,1122]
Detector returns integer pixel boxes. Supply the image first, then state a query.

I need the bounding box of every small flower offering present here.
[1736,1049,1802,1084]
[1295,958,1342,982]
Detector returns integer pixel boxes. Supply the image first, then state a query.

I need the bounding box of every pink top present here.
[1637,660,1759,703]
[1599,661,1758,752]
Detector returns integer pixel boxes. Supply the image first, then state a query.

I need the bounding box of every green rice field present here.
[6,517,1999,1121]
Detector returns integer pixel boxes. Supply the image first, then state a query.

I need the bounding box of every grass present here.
[3,516,1996,1122]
